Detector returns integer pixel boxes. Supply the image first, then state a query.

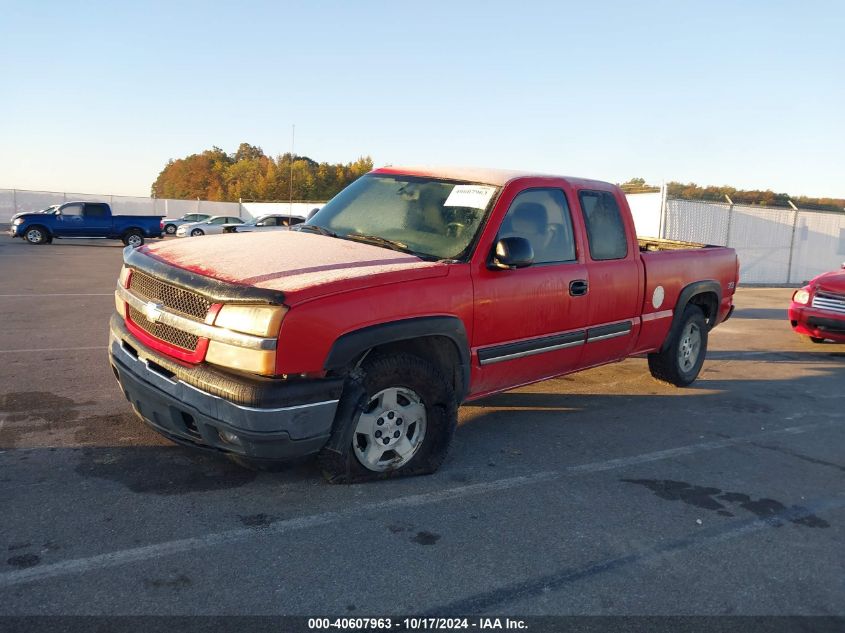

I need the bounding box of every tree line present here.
[620,178,844,212]
[151,143,373,202]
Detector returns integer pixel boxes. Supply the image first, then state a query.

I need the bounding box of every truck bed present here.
[638,236,715,252]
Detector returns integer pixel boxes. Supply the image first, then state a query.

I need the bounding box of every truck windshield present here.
[304,174,500,260]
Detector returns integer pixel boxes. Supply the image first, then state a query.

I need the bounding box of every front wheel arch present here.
[324,317,470,401]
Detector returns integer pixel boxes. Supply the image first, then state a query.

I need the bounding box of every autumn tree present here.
[151,144,374,202]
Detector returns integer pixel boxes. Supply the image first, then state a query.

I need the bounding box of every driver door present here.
[470,185,590,397]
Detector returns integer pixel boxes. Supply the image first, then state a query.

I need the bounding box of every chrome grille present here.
[811,291,845,316]
[128,305,200,351]
[129,270,211,320]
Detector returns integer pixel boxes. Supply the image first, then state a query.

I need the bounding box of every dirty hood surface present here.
[143,230,448,303]
[815,269,845,294]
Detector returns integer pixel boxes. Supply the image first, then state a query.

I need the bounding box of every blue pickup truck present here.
[9,201,163,247]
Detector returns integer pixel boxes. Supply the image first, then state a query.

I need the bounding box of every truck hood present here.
[142,230,448,304]
[814,269,845,294]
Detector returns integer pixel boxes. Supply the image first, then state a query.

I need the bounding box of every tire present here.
[24,226,48,245]
[648,304,708,387]
[809,336,827,344]
[164,224,177,235]
[190,229,205,237]
[122,230,144,247]
[318,354,457,484]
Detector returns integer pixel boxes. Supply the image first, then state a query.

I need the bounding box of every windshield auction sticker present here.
[443,185,497,209]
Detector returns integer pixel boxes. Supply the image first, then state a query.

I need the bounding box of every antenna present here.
[288,124,295,226]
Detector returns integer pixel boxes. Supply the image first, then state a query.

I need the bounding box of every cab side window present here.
[579,190,628,261]
[61,203,83,216]
[497,188,576,264]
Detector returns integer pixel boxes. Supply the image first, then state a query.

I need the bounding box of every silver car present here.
[162,213,212,235]
[175,215,245,237]
[223,213,305,234]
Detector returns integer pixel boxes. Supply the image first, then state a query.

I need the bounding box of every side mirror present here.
[307,208,320,221]
[841,262,845,270]
[490,237,534,270]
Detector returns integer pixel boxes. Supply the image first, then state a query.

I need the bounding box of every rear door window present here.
[578,190,628,261]
[84,203,110,218]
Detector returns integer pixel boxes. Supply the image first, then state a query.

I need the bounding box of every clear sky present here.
[1,0,843,198]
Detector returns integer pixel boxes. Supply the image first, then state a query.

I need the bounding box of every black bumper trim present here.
[109,318,342,460]
[112,350,331,459]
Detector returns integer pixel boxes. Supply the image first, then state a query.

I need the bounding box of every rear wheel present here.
[25,226,48,245]
[319,354,456,483]
[164,224,177,235]
[648,304,708,387]
[122,230,144,247]
[809,336,827,344]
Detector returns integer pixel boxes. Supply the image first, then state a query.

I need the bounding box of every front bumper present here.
[788,304,845,343]
[109,314,343,460]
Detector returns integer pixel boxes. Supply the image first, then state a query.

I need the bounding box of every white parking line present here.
[0,418,838,588]
[0,346,104,354]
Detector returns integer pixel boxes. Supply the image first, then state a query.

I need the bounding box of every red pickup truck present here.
[109,167,739,482]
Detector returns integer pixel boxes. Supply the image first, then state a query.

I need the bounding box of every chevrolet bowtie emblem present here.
[142,301,163,323]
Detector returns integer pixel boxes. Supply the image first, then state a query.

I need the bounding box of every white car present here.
[223,213,306,233]
[175,215,245,237]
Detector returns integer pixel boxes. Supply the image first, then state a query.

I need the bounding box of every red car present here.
[789,264,845,343]
[109,166,739,481]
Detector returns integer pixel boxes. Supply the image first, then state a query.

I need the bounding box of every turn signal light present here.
[118,266,132,288]
[206,341,277,376]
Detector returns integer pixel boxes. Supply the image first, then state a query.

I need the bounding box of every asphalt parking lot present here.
[0,235,843,617]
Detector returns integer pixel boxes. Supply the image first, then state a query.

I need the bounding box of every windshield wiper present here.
[344,233,414,253]
[294,224,337,238]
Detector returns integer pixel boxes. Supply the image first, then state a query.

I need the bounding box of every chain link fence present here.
[660,199,845,284]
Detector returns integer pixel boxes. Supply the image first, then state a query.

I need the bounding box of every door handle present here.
[569,280,588,296]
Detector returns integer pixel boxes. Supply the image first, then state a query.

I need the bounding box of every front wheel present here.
[190,228,205,237]
[319,354,457,483]
[122,230,144,247]
[809,336,827,344]
[25,226,48,245]
[648,304,708,387]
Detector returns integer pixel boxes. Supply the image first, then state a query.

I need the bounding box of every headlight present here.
[793,288,811,305]
[12,218,23,225]
[214,304,287,337]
